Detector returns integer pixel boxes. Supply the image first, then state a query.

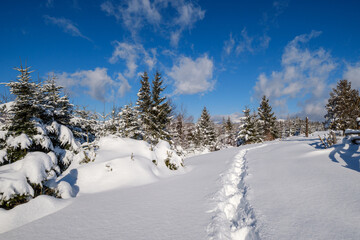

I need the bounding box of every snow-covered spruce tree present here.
[41,75,73,125]
[236,107,262,145]
[325,79,360,133]
[0,66,93,209]
[104,105,119,136]
[118,103,142,139]
[196,107,217,150]
[5,65,38,162]
[71,106,97,145]
[221,117,235,146]
[150,72,172,141]
[136,72,152,141]
[258,95,278,141]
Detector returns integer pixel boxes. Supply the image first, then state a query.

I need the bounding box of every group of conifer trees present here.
[0,65,330,161]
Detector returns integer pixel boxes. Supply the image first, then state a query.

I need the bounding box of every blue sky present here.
[1,0,360,121]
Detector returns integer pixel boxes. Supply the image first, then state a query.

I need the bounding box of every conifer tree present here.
[325,79,360,133]
[237,107,262,145]
[222,117,234,145]
[7,65,37,136]
[119,103,141,139]
[196,107,217,149]
[136,72,152,141]
[41,75,72,125]
[258,95,278,140]
[151,72,172,141]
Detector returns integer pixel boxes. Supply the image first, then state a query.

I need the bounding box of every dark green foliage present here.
[6,147,27,163]
[136,72,152,140]
[325,79,360,133]
[237,107,262,145]
[258,95,278,140]
[0,194,30,210]
[150,72,172,141]
[165,159,178,170]
[41,75,73,125]
[7,65,37,136]
[196,107,217,149]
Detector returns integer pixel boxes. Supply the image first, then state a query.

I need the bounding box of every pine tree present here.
[7,65,37,136]
[151,72,172,141]
[258,95,278,140]
[325,79,360,133]
[196,107,217,150]
[236,107,262,145]
[136,72,152,141]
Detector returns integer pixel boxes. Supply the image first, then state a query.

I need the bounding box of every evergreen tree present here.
[258,95,278,140]
[236,107,262,145]
[151,72,172,141]
[196,107,217,149]
[136,72,152,141]
[119,103,141,139]
[222,117,234,145]
[7,65,37,136]
[325,79,360,133]
[41,75,72,125]
[71,106,97,144]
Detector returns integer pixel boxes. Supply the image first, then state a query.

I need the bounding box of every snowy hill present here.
[1,134,360,239]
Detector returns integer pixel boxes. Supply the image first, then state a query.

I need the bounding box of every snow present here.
[246,136,360,239]
[60,136,184,194]
[6,134,32,149]
[345,129,360,135]
[0,152,57,203]
[1,134,360,239]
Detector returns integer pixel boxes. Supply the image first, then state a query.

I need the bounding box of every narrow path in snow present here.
[207,144,267,240]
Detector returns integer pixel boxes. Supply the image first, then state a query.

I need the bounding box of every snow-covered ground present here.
[1,134,360,239]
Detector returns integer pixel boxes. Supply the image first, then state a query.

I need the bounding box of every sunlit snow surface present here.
[1,134,360,239]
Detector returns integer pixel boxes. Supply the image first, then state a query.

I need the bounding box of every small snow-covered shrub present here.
[154,140,183,170]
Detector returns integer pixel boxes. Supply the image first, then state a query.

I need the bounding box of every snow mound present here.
[0,152,57,202]
[62,136,184,194]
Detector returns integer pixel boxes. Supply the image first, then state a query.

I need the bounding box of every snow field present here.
[207,144,268,240]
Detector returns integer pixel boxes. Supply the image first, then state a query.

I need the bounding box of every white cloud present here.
[343,62,360,89]
[101,0,205,46]
[43,15,91,41]
[109,41,157,78]
[167,54,215,95]
[254,30,337,120]
[56,67,131,102]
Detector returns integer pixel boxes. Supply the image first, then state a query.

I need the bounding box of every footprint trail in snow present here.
[207,144,266,240]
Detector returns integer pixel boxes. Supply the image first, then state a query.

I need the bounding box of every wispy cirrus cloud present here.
[223,28,270,56]
[254,30,337,120]
[100,0,205,47]
[43,15,91,41]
